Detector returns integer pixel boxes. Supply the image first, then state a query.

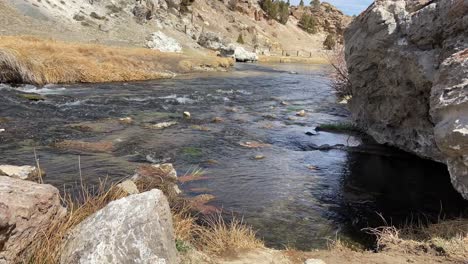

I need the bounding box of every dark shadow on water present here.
[330,143,468,248]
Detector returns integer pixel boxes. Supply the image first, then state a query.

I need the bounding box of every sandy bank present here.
[258,55,328,64]
[0,36,233,85]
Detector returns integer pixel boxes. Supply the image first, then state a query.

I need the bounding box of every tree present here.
[261,0,289,24]
[298,13,318,34]
[299,0,304,7]
[323,34,336,50]
[237,33,245,44]
[311,0,320,10]
[278,1,289,24]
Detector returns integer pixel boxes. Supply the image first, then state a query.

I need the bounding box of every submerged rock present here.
[149,121,178,129]
[0,176,66,263]
[133,163,178,182]
[60,189,178,264]
[345,0,468,198]
[146,31,182,53]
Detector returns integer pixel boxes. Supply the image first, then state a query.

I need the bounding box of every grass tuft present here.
[194,214,264,256]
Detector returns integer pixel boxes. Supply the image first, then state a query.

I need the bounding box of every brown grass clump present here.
[28,182,128,264]
[194,214,264,256]
[0,36,233,85]
[364,219,468,261]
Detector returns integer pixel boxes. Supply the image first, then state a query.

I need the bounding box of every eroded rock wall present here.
[345,0,468,198]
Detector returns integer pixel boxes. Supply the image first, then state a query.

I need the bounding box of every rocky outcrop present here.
[345,0,468,198]
[146,31,183,52]
[290,3,352,37]
[60,189,178,264]
[0,176,66,263]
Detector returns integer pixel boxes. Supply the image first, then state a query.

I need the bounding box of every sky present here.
[289,0,374,16]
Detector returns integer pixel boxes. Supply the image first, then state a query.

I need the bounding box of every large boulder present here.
[146,31,183,52]
[345,0,468,198]
[221,44,258,62]
[197,31,230,50]
[60,189,178,264]
[0,176,66,263]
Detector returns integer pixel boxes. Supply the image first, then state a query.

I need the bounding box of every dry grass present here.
[194,214,264,256]
[28,182,128,264]
[364,219,468,261]
[324,45,352,98]
[0,36,233,85]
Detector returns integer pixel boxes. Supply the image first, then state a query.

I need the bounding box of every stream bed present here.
[1,63,467,250]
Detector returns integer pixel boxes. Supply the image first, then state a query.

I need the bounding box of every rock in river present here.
[0,165,45,181]
[0,176,66,263]
[60,189,178,264]
[345,0,468,199]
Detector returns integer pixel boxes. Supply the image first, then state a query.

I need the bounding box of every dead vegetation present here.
[0,36,233,85]
[364,219,468,262]
[324,45,352,98]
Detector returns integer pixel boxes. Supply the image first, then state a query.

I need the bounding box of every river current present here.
[0,63,466,250]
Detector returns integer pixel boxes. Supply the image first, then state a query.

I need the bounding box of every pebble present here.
[183,111,191,119]
[0,129,4,133]
[254,155,265,160]
[296,110,306,117]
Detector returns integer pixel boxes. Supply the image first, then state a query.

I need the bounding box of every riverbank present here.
[258,55,328,64]
[0,36,233,85]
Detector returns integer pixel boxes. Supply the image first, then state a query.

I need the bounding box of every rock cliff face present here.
[345,0,468,198]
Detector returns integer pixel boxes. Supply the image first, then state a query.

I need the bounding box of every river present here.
[0,63,467,250]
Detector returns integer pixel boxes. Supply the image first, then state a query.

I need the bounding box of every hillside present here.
[0,0,351,56]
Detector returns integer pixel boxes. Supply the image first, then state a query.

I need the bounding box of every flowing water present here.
[0,63,467,250]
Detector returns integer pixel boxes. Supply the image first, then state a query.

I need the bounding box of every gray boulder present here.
[60,189,178,264]
[345,0,468,198]
[197,31,229,50]
[0,176,66,263]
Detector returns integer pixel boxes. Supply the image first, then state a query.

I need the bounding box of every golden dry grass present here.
[194,214,264,256]
[0,36,233,85]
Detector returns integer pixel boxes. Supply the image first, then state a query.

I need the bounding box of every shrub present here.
[323,34,336,50]
[237,33,245,44]
[298,13,318,34]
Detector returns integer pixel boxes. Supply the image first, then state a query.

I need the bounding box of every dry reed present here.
[324,45,352,98]
[194,214,264,256]
[0,36,232,85]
